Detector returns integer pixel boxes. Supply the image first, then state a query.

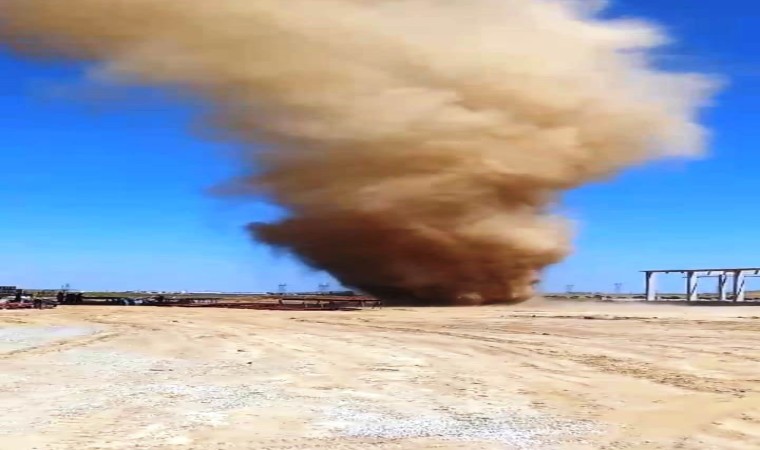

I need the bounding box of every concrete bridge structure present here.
[643,268,760,302]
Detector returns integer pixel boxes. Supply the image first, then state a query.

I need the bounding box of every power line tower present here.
[614,283,623,295]
[318,283,330,294]
[278,283,288,295]
[566,284,575,294]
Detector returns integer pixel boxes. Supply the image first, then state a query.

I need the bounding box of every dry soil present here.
[1,300,759,449]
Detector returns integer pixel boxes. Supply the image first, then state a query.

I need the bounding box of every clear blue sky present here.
[1,0,757,294]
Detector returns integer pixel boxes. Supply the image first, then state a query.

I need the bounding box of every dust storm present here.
[0,0,716,304]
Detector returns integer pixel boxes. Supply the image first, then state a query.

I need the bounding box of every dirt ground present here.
[1,300,759,450]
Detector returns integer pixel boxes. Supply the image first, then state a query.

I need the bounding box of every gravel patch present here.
[0,346,290,438]
[318,401,600,449]
[0,382,277,434]
[0,326,98,353]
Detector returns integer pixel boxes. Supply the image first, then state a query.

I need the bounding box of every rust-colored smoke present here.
[0,0,716,304]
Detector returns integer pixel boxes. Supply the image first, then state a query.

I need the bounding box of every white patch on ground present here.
[0,347,287,440]
[0,326,98,353]
[320,402,600,449]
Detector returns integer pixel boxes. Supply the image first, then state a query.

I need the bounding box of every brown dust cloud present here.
[0,0,717,305]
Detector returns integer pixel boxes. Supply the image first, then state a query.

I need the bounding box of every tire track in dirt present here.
[290,317,760,396]
[1,331,122,360]
[569,354,754,395]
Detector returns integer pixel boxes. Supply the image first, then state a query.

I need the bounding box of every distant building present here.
[0,286,18,295]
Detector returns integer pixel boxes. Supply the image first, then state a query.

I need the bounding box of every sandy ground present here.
[1,300,759,450]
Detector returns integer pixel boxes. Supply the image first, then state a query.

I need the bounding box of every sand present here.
[1,300,759,449]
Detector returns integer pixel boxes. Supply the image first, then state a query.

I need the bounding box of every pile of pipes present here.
[158,296,382,311]
[0,298,33,310]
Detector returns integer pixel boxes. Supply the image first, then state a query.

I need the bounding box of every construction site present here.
[2,297,759,450]
[1,289,382,311]
[2,0,758,449]
[4,275,759,449]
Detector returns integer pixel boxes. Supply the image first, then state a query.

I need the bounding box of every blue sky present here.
[1,0,757,294]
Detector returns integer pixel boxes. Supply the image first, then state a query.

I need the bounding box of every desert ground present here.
[1,300,759,450]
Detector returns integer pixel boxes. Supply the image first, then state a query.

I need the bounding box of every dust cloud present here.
[0,0,716,304]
